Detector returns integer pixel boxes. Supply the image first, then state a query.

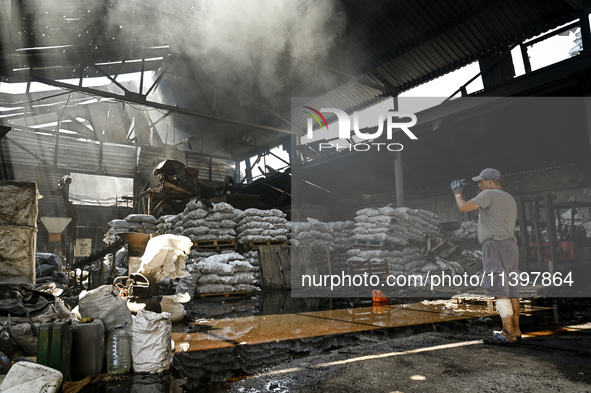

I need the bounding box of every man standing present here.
[451,168,521,344]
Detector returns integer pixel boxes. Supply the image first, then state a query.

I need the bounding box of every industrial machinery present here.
[115,232,160,312]
[137,159,234,216]
[516,193,591,273]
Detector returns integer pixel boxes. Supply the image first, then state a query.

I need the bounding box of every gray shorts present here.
[482,238,519,298]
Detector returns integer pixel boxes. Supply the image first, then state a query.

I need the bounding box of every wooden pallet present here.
[451,293,532,309]
[242,240,288,248]
[196,291,252,298]
[451,293,495,307]
[352,240,391,248]
[348,259,389,277]
[193,239,237,250]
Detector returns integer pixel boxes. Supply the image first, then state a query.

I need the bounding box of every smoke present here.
[11,0,349,153]
[111,0,348,99]
[15,0,347,101]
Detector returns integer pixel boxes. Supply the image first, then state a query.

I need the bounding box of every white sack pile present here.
[194,251,258,294]
[331,220,356,250]
[290,218,333,249]
[170,201,237,242]
[290,219,355,250]
[103,214,158,244]
[352,206,441,246]
[243,250,261,287]
[175,250,216,298]
[346,206,443,277]
[347,247,426,275]
[235,208,288,244]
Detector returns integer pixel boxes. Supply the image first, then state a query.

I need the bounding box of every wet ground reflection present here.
[81,291,565,392]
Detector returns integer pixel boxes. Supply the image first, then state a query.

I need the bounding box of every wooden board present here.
[311,247,332,275]
[258,245,291,290]
[290,246,325,290]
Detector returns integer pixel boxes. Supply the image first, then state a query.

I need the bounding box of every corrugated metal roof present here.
[2,0,591,167]
[4,127,137,177]
[339,0,588,93]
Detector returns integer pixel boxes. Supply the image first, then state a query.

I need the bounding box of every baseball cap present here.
[472,168,501,181]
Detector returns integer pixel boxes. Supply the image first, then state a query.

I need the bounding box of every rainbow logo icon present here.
[302,106,329,130]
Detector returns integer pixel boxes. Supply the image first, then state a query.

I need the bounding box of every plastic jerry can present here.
[71,318,105,380]
[37,320,72,381]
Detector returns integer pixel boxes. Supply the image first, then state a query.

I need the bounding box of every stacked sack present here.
[243,250,261,287]
[352,207,409,246]
[290,218,334,249]
[418,257,465,276]
[352,206,441,245]
[331,220,356,251]
[194,251,258,294]
[395,207,442,241]
[175,250,216,297]
[171,201,237,242]
[346,247,426,275]
[289,219,354,273]
[347,205,445,277]
[329,220,356,273]
[103,214,158,244]
[452,220,478,240]
[156,215,179,235]
[235,208,288,244]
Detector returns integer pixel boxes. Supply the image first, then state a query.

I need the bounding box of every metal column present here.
[394,151,404,207]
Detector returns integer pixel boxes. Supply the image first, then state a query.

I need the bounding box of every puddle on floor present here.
[79,292,585,392]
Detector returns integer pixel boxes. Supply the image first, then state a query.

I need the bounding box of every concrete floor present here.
[220,322,591,393]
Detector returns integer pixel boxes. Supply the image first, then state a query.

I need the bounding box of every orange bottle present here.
[372,289,389,305]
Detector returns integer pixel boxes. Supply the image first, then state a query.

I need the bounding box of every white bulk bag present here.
[138,234,192,281]
[0,362,62,393]
[131,310,173,373]
[78,285,133,336]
